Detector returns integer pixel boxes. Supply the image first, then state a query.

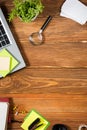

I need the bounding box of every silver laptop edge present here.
[0,8,26,77]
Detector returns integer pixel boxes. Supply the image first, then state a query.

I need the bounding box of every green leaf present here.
[8,0,44,22]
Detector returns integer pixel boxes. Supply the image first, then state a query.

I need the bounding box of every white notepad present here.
[0,102,9,130]
[60,0,87,25]
[0,57,10,71]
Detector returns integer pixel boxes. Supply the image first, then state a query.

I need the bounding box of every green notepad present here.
[0,49,19,77]
[21,110,50,130]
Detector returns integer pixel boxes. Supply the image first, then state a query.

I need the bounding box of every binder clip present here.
[28,118,43,130]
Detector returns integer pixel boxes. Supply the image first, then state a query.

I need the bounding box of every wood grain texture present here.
[0,0,87,130]
[0,94,87,130]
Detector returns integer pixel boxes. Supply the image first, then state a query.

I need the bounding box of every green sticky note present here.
[0,49,19,77]
[21,110,50,130]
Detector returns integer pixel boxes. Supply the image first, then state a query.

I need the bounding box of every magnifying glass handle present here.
[39,16,52,33]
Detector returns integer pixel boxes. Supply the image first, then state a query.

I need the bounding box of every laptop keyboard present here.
[0,21,10,49]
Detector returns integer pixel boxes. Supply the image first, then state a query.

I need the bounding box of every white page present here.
[0,102,9,130]
[0,57,10,71]
[60,0,87,24]
[60,11,87,24]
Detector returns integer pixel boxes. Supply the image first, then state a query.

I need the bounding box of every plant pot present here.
[8,0,44,23]
[31,13,39,21]
[19,13,39,22]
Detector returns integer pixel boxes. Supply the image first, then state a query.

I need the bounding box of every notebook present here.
[0,8,26,78]
[0,97,11,123]
[60,0,87,25]
[0,102,9,130]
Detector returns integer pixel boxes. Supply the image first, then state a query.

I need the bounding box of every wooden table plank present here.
[0,68,87,94]
[9,18,87,68]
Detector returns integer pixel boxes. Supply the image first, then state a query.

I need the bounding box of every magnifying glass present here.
[78,124,87,130]
[29,16,52,45]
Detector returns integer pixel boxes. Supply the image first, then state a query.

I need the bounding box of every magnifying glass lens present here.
[29,32,43,45]
[29,16,52,45]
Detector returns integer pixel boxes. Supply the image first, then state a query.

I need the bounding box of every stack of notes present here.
[21,109,50,130]
[0,100,9,130]
[0,98,11,123]
[60,0,87,25]
[0,49,19,77]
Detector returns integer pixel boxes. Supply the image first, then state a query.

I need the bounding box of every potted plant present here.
[8,0,44,22]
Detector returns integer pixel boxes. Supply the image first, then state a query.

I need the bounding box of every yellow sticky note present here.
[21,110,50,130]
[0,49,19,77]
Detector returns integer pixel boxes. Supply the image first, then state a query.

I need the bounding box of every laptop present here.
[0,8,26,77]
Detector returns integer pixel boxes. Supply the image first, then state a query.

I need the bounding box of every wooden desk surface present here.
[0,0,87,130]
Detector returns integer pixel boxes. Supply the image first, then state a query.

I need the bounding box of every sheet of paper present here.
[0,102,9,130]
[0,49,19,77]
[0,57,10,71]
[60,11,87,24]
[60,0,87,25]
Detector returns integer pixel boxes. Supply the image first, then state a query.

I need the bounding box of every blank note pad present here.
[0,102,9,130]
[60,0,87,25]
[0,57,10,71]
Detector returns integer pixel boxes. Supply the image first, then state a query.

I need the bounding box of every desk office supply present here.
[78,124,87,130]
[29,16,52,45]
[21,110,50,130]
[0,8,26,78]
[0,49,19,77]
[28,118,43,130]
[60,0,87,25]
[0,97,11,123]
[0,102,9,130]
[0,97,9,103]
[0,57,10,70]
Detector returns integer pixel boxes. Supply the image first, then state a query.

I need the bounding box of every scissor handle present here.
[40,16,52,33]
